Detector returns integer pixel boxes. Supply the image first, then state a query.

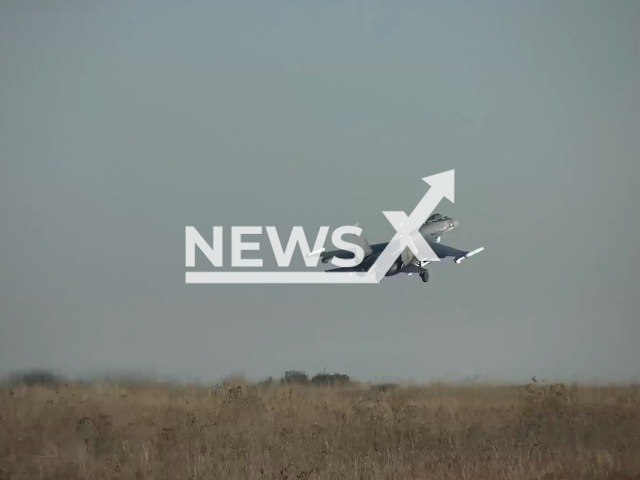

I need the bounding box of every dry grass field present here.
[1,380,639,479]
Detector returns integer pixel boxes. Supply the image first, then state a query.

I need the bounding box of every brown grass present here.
[1,380,639,479]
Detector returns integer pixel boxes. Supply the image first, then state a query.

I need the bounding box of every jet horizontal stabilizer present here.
[305,247,326,258]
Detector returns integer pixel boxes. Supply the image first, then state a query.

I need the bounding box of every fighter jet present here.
[318,213,483,284]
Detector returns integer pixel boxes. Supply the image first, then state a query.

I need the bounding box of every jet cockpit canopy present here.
[424,213,449,225]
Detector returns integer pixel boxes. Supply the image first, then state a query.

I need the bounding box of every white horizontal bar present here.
[185,272,379,284]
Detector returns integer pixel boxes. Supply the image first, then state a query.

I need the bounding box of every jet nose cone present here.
[451,219,459,229]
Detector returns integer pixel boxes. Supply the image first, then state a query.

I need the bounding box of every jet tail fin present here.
[319,222,373,264]
[352,222,373,257]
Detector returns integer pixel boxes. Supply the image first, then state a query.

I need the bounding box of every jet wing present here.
[321,241,482,264]
[430,242,484,263]
[429,242,467,258]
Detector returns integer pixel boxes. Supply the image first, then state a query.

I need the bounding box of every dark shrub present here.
[281,371,309,384]
[311,373,350,386]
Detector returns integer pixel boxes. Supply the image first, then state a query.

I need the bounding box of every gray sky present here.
[1,0,639,383]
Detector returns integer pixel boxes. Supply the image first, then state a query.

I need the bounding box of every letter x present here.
[383,211,439,263]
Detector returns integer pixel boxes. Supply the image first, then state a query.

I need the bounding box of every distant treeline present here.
[265,370,351,386]
[3,369,352,387]
[5,369,65,386]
